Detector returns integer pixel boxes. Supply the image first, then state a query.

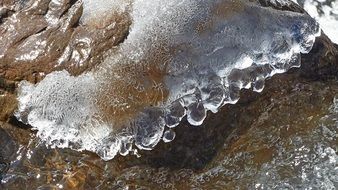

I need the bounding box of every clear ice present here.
[15,0,320,160]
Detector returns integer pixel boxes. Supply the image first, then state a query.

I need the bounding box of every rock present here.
[299,33,338,80]
[101,34,338,189]
[113,34,338,169]
[0,121,31,174]
[0,126,17,160]
[0,93,17,122]
[0,123,19,181]
[2,34,336,189]
[0,0,130,122]
[0,0,338,189]
[0,0,130,83]
[11,0,322,159]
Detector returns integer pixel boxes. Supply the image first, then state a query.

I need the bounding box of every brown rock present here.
[0,93,17,121]
[0,0,130,83]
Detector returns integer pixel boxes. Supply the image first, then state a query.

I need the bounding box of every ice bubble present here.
[134,109,166,150]
[187,102,207,126]
[165,100,186,128]
[163,129,176,143]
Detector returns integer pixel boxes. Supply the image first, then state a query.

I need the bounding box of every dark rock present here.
[0,160,9,182]
[299,33,338,80]
[0,125,18,181]
[0,122,29,155]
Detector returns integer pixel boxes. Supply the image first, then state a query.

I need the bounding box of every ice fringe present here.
[16,0,320,160]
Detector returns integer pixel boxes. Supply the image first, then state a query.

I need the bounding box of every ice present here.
[201,83,226,113]
[164,100,186,128]
[294,0,338,44]
[134,108,166,150]
[163,129,176,143]
[15,0,320,160]
[15,71,122,160]
[187,102,207,126]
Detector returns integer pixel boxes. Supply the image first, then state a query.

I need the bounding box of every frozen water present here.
[15,0,320,160]
[163,129,176,143]
[294,0,338,44]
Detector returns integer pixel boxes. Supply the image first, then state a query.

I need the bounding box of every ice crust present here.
[15,0,320,160]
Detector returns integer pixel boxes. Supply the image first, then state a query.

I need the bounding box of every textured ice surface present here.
[294,0,338,44]
[15,0,320,160]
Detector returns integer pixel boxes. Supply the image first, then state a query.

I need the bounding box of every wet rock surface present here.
[0,0,338,189]
[0,0,130,83]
